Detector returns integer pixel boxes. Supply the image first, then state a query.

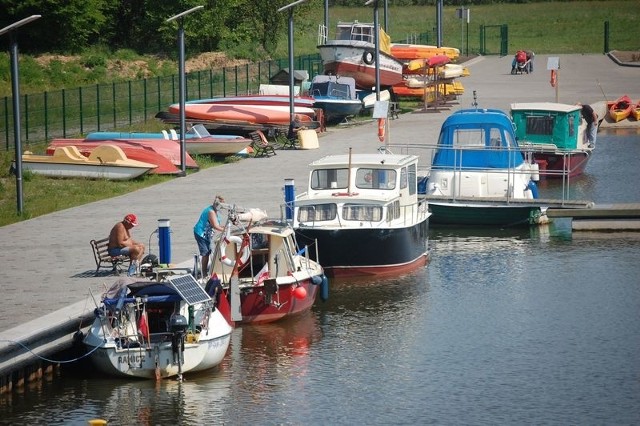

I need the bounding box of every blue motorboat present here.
[308,75,363,124]
[424,108,544,226]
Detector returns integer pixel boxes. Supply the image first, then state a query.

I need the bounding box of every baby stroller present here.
[511,50,530,74]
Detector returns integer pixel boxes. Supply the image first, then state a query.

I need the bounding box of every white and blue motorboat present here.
[423,108,544,227]
[308,75,363,124]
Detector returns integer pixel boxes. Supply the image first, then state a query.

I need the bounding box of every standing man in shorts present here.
[194,195,226,278]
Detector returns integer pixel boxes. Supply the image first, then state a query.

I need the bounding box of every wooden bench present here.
[90,237,129,276]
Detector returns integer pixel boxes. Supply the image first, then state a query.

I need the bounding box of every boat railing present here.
[384,142,583,202]
[317,24,328,45]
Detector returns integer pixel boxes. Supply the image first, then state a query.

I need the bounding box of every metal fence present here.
[1,32,433,150]
[1,54,324,150]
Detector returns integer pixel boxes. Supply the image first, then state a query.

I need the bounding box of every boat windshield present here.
[355,168,396,190]
[311,168,349,190]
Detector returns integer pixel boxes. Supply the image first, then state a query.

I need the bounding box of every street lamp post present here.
[278,0,309,139]
[167,5,204,176]
[364,0,381,100]
[0,15,42,215]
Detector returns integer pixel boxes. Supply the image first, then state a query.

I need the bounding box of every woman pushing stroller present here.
[511,50,534,74]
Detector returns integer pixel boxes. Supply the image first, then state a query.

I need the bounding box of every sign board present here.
[547,57,560,71]
[373,100,389,119]
[456,8,470,23]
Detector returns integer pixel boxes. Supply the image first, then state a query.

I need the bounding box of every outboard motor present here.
[170,314,188,380]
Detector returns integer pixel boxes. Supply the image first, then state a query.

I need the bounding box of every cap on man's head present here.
[124,213,138,227]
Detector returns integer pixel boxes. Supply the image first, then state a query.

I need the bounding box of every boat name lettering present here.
[118,354,145,364]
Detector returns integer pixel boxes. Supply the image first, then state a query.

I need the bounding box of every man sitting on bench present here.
[108,213,145,276]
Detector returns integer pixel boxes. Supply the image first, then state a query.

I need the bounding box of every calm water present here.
[2,133,639,425]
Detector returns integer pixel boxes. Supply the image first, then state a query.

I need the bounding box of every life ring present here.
[377,118,386,142]
[362,50,375,65]
[550,70,557,88]
[220,235,250,267]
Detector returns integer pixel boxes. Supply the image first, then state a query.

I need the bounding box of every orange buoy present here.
[550,70,557,88]
[377,118,386,142]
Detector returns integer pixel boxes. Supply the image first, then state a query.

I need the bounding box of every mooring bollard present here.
[284,178,295,221]
[158,218,171,265]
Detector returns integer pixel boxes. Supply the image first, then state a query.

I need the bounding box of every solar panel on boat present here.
[166,274,211,306]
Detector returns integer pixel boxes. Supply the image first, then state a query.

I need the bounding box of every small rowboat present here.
[630,99,640,121]
[608,94,632,122]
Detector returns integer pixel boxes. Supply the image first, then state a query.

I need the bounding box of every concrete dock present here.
[1,53,639,387]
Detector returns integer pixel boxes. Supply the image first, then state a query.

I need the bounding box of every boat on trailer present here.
[423,108,544,227]
[307,75,363,124]
[510,102,594,178]
[317,21,404,90]
[83,275,232,380]
[291,150,431,278]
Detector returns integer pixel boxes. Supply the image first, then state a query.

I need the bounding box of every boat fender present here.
[321,275,329,301]
[378,118,386,142]
[362,50,375,65]
[527,180,539,199]
[550,70,557,88]
[220,235,250,267]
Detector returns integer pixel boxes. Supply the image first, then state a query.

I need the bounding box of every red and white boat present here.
[187,94,316,109]
[204,206,328,325]
[168,103,316,126]
[317,21,404,90]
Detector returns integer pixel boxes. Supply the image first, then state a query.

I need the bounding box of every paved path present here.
[0,54,637,332]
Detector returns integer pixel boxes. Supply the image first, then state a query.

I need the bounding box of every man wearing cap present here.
[108,213,146,276]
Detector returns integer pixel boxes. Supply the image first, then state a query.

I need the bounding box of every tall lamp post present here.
[278,0,309,139]
[364,0,381,100]
[0,15,41,215]
[167,5,204,176]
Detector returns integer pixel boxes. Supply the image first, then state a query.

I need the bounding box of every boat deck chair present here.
[249,130,277,157]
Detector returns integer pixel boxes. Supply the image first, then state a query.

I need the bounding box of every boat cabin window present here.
[355,168,396,189]
[343,25,373,43]
[387,201,400,222]
[489,128,505,148]
[298,203,337,222]
[451,128,486,148]
[310,82,350,99]
[311,168,349,190]
[408,163,417,195]
[343,204,383,222]
[525,116,555,136]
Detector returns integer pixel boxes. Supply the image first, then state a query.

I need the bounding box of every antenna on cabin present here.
[471,90,478,109]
